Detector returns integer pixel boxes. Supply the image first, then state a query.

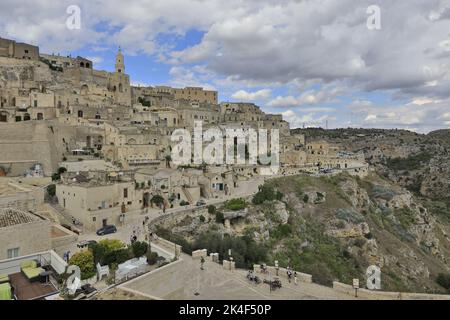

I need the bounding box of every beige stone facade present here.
[0,37,39,61]
[0,209,51,260]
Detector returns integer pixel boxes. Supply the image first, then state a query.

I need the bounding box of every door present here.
[102,219,107,227]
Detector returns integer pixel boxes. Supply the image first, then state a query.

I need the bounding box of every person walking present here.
[200,257,205,270]
[294,271,298,286]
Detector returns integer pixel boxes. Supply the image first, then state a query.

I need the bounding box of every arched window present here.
[78,110,83,118]
[80,62,85,68]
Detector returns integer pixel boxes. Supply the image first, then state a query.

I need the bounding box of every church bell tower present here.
[115,47,125,73]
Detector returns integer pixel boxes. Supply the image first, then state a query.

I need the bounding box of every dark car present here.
[196,199,207,206]
[96,225,117,236]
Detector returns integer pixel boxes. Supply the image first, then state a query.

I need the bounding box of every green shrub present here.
[131,241,148,258]
[192,232,268,269]
[68,251,95,280]
[224,198,247,211]
[47,184,56,197]
[146,251,158,265]
[103,248,132,266]
[58,167,67,174]
[436,274,450,291]
[90,239,126,265]
[271,224,292,239]
[252,184,283,205]
[215,211,224,223]
[151,195,165,207]
[386,152,432,171]
[199,215,206,222]
[207,205,217,214]
[372,185,396,201]
[303,194,309,203]
[180,200,189,206]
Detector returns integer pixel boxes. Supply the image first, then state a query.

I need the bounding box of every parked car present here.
[77,240,97,248]
[96,225,117,236]
[196,199,207,206]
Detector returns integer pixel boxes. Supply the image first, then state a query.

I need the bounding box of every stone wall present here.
[332,281,450,300]
[0,121,59,176]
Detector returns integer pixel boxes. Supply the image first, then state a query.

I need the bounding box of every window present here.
[25,50,29,54]
[124,188,128,198]
[93,217,96,222]
[7,248,19,259]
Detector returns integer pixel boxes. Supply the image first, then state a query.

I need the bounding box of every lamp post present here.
[353,279,359,298]
[275,260,279,276]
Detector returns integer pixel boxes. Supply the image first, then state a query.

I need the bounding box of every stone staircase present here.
[181,187,194,204]
[48,202,80,227]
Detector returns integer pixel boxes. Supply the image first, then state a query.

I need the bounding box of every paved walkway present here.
[118,253,355,300]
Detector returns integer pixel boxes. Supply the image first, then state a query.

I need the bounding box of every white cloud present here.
[346,98,450,132]
[231,89,271,101]
[86,56,103,65]
[281,109,335,128]
[2,0,450,132]
[267,86,344,108]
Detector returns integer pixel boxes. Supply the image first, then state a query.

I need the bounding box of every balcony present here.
[0,250,67,300]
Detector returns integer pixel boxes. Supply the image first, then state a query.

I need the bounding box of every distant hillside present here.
[155,173,450,294]
[292,128,450,203]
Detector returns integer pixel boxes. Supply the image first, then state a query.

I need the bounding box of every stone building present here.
[40,54,93,70]
[0,208,51,260]
[0,37,39,61]
[55,171,142,231]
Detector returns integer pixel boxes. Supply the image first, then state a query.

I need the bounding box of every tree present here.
[215,211,224,224]
[47,184,56,197]
[69,251,95,280]
[58,167,67,175]
[252,184,283,205]
[131,241,148,258]
[146,250,158,265]
[150,195,165,207]
[90,239,126,265]
[207,205,216,215]
[98,239,125,251]
[436,274,450,292]
[103,248,132,266]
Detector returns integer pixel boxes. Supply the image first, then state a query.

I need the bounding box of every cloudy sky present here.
[1,0,450,132]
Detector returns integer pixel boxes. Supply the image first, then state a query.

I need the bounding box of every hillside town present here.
[2,35,449,301]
